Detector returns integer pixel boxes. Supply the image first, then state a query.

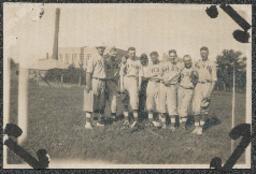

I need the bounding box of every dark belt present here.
[125,75,138,78]
[93,77,106,81]
[149,79,161,83]
[161,81,177,86]
[164,84,177,87]
[198,81,211,84]
[179,85,194,90]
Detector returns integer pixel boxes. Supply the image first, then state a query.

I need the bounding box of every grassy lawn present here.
[7,79,247,165]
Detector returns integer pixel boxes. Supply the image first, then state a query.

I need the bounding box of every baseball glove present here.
[201,98,211,109]
[190,71,198,86]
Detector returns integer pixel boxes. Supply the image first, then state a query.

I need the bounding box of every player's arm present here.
[114,59,122,82]
[119,58,127,93]
[178,67,185,83]
[207,62,217,98]
[85,72,92,92]
[138,64,143,91]
[85,55,95,92]
[191,70,199,87]
[163,72,180,85]
[81,55,88,87]
[159,65,167,84]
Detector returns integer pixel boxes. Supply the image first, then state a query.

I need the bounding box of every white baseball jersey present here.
[157,61,183,115]
[143,63,162,81]
[124,58,142,77]
[177,66,197,117]
[160,62,183,85]
[120,58,142,110]
[83,52,106,113]
[86,53,106,79]
[179,67,197,89]
[192,59,217,115]
[144,63,162,112]
[194,59,217,83]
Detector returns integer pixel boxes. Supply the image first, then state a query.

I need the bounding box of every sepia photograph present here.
[3,3,252,169]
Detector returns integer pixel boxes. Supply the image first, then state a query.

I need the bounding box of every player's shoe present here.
[130,120,138,128]
[84,122,93,129]
[96,121,105,127]
[161,122,168,129]
[169,126,176,132]
[122,119,130,128]
[196,127,203,135]
[111,114,118,122]
[181,122,188,129]
[152,121,162,128]
[96,118,105,127]
[110,115,116,122]
[192,127,198,134]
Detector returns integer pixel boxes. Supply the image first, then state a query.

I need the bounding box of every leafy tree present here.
[216,49,246,92]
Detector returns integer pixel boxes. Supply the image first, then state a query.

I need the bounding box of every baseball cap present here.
[183,55,192,61]
[96,42,106,48]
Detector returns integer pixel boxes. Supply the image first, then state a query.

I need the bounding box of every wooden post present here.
[78,73,82,86]
[231,64,236,153]
[61,73,64,87]
[36,70,40,87]
[3,58,11,166]
[17,67,29,144]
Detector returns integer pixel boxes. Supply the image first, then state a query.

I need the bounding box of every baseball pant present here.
[178,86,193,117]
[158,83,178,115]
[123,76,139,110]
[83,78,106,113]
[192,83,211,115]
[106,80,118,113]
[146,81,159,112]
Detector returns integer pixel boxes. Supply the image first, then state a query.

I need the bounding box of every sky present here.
[4,3,251,67]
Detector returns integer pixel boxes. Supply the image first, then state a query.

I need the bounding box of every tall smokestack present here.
[51,8,60,60]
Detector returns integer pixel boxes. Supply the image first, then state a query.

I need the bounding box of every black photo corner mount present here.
[210,123,252,171]
[0,0,255,174]
[206,3,251,43]
[3,123,50,169]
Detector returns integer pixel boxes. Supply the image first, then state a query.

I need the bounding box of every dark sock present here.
[112,113,117,120]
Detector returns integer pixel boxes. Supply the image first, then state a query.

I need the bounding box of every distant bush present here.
[45,65,85,85]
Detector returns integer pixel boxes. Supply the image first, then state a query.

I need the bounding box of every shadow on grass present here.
[185,115,221,130]
[204,116,222,131]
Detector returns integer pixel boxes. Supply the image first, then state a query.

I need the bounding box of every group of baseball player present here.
[83,45,217,135]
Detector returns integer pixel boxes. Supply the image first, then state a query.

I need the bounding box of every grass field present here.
[7,78,247,166]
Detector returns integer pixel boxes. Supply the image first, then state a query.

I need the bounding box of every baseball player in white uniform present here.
[192,46,217,135]
[178,55,198,129]
[158,49,183,130]
[83,46,107,129]
[120,47,142,128]
[104,47,120,121]
[143,51,162,128]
